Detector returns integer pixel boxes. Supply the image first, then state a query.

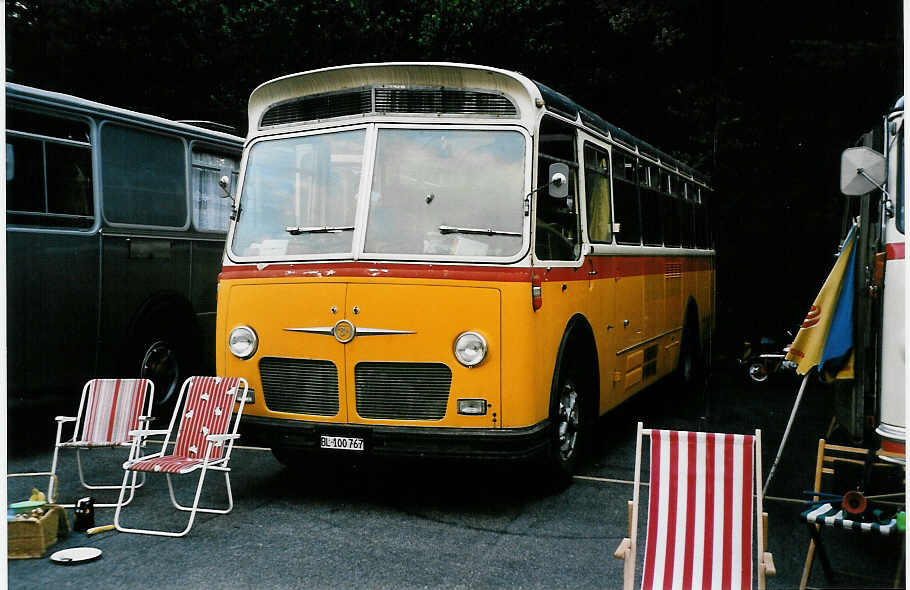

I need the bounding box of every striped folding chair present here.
[114,376,248,537]
[44,378,155,508]
[614,423,776,590]
[798,439,905,588]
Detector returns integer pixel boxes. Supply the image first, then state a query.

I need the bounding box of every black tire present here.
[131,302,200,415]
[544,362,591,483]
[676,307,702,390]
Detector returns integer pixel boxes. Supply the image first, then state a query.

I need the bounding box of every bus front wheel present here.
[544,365,591,482]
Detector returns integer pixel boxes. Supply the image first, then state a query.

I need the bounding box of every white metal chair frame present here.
[114,376,248,537]
[614,422,775,590]
[46,379,155,508]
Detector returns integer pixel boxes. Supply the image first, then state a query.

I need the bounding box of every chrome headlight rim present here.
[228,325,258,360]
[453,331,488,367]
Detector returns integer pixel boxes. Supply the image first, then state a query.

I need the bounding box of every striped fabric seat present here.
[801,502,898,535]
[643,430,756,590]
[128,456,212,474]
[615,424,773,590]
[115,376,249,537]
[75,379,150,446]
[43,377,154,508]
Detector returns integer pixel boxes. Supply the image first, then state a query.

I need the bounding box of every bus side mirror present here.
[218,160,234,202]
[840,146,886,196]
[548,162,569,199]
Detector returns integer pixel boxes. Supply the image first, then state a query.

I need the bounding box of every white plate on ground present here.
[49,547,102,564]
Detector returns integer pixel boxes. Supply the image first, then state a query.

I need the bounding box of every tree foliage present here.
[6,0,903,347]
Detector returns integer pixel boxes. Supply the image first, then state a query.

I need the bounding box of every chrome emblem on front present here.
[333,320,356,343]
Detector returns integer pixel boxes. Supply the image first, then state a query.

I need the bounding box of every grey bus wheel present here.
[140,339,182,408]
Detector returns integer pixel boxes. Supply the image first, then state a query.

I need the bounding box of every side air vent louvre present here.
[261,88,372,127]
[261,86,518,127]
[373,88,517,116]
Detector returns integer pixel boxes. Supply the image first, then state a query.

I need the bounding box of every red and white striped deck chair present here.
[114,376,248,537]
[46,378,155,508]
[614,423,776,590]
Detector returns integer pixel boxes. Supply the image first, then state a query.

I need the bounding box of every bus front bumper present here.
[239,415,552,461]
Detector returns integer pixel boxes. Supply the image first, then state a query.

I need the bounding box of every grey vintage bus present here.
[6,83,243,411]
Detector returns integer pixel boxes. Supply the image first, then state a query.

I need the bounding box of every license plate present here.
[320,435,365,452]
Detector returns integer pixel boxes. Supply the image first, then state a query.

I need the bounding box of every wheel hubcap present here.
[748,362,769,383]
[140,340,180,405]
[558,382,580,462]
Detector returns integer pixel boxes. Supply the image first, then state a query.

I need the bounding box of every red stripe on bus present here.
[880,439,905,455]
[886,242,905,260]
[219,256,714,283]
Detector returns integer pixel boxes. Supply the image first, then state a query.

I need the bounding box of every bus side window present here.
[639,163,663,246]
[536,116,579,261]
[6,108,94,229]
[192,148,239,232]
[611,149,642,245]
[662,170,681,247]
[101,123,187,228]
[680,180,695,248]
[693,185,708,248]
[583,143,612,243]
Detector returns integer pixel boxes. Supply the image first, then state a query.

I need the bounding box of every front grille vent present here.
[259,357,339,416]
[355,362,452,421]
[260,86,518,127]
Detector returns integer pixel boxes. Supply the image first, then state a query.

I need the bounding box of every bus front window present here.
[364,129,526,257]
[232,128,366,257]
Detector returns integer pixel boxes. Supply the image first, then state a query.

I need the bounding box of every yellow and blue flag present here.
[786,225,857,379]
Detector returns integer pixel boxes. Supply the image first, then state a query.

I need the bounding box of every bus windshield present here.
[231,127,526,259]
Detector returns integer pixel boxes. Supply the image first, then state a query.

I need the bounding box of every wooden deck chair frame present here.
[614,422,775,590]
[799,439,906,589]
[114,376,248,537]
[41,379,155,508]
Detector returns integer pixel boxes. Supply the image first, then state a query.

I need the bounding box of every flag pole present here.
[763,371,812,495]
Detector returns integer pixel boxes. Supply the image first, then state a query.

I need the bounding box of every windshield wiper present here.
[438,224,522,237]
[285,225,354,235]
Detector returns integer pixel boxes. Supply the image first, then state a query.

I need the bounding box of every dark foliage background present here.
[7,0,903,356]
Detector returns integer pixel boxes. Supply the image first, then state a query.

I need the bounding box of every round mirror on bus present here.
[840,146,886,196]
[548,162,569,199]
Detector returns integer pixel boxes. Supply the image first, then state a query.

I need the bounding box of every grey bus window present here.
[192,149,238,232]
[583,144,612,243]
[639,163,663,246]
[680,198,694,247]
[694,202,708,248]
[611,150,642,245]
[7,108,90,143]
[101,124,187,227]
[6,119,94,230]
[536,117,579,261]
[664,194,681,247]
[660,170,672,195]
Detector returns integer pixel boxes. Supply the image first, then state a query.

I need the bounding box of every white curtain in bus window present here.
[192,150,237,232]
[364,129,525,257]
[100,124,187,227]
[231,129,365,257]
[583,144,612,243]
[6,108,93,229]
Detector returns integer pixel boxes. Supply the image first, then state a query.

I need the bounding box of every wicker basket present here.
[7,472,70,559]
[8,505,70,559]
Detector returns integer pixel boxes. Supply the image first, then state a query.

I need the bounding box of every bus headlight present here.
[454,331,487,367]
[228,325,258,360]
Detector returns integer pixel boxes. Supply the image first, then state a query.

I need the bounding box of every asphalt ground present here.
[6,366,907,589]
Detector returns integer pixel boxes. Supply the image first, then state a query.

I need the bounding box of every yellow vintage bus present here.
[215,63,715,475]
